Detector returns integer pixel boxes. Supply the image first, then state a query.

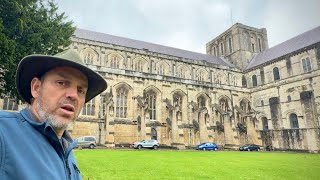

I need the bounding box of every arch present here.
[289,113,299,128]
[261,117,269,130]
[301,57,312,73]
[176,64,191,79]
[218,96,230,112]
[214,72,226,84]
[115,86,129,118]
[273,67,280,81]
[106,52,124,69]
[151,128,157,140]
[217,95,232,103]
[226,35,233,54]
[156,60,170,75]
[144,85,161,95]
[80,47,99,65]
[242,75,247,87]
[242,30,250,50]
[252,75,257,87]
[210,43,218,56]
[195,92,211,101]
[113,82,133,91]
[239,98,251,113]
[197,95,206,109]
[132,56,148,72]
[171,89,187,97]
[229,73,239,86]
[195,68,209,82]
[257,35,264,52]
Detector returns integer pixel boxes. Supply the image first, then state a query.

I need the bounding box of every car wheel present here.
[214,148,217,151]
[203,148,206,151]
[89,144,95,149]
[153,145,158,150]
[138,145,142,150]
[248,148,250,151]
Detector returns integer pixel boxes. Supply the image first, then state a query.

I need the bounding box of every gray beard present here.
[36,100,72,131]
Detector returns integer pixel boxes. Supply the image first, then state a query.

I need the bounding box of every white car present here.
[132,140,159,150]
[75,136,96,149]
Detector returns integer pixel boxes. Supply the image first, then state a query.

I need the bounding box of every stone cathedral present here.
[1,23,320,152]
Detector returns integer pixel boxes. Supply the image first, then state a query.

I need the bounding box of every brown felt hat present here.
[16,49,107,104]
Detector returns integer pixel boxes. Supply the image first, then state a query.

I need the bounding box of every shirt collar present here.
[20,107,73,143]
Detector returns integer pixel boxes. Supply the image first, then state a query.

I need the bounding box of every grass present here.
[74,149,320,180]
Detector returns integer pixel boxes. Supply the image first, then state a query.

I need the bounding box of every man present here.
[0,49,107,180]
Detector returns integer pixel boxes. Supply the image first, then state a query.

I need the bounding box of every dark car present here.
[239,144,260,151]
[196,143,218,151]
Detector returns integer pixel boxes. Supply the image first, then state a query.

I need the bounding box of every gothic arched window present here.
[146,91,157,120]
[252,75,257,87]
[84,52,94,64]
[228,37,233,53]
[158,64,165,75]
[197,96,206,109]
[134,60,143,72]
[302,57,312,73]
[262,117,268,130]
[198,71,204,81]
[173,94,183,108]
[2,97,18,111]
[242,76,247,87]
[177,67,186,78]
[82,98,95,116]
[116,87,128,118]
[110,56,119,68]
[273,67,280,81]
[289,113,299,129]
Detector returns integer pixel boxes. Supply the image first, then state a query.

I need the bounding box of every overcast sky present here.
[56,0,320,53]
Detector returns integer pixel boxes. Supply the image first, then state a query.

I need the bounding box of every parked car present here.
[132,140,159,150]
[196,143,218,151]
[239,144,260,151]
[75,136,97,149]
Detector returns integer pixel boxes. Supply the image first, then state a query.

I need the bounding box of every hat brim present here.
[16,55,107,104]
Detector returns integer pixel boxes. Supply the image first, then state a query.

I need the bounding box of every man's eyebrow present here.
[56,72,88,88]
[56,72,68,79]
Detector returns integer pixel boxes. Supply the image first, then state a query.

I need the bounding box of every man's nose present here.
[65,86,79,100]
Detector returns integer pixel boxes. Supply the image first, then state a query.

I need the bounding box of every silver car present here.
[132,140,159,150]
[76,136,96,149]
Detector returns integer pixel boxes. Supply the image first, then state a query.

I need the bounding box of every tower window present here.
[220,43,224,55]
[251,43,255,52]
[252,75,257,87]
[228,37,233,53]
[302,57,312,73]
[273,67,280,81]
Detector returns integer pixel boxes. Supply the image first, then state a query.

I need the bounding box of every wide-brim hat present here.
[16,49,107,104]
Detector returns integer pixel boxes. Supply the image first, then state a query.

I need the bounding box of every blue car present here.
[196,143,218,151]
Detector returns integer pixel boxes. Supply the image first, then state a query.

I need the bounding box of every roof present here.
[245,25,320,70]
[74,28,234,67]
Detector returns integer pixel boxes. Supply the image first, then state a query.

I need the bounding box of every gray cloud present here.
[56,0,320,53]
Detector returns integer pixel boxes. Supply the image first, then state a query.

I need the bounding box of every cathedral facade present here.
[1,23,319,152]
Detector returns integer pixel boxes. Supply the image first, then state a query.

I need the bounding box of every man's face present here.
[31,66,88,130]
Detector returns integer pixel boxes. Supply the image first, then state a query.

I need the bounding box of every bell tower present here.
[206,23,268,70]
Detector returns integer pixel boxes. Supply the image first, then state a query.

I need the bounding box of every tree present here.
[0,0,76,100]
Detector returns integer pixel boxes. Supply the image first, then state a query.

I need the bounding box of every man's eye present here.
[57,81,66,86]
[78,89,86,95]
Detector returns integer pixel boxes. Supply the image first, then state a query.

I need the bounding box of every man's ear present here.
[30,77,42,98]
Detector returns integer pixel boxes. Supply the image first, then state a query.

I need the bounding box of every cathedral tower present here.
[206,23,268,70]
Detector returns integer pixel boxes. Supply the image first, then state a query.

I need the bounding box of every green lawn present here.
[74,149,320,180]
